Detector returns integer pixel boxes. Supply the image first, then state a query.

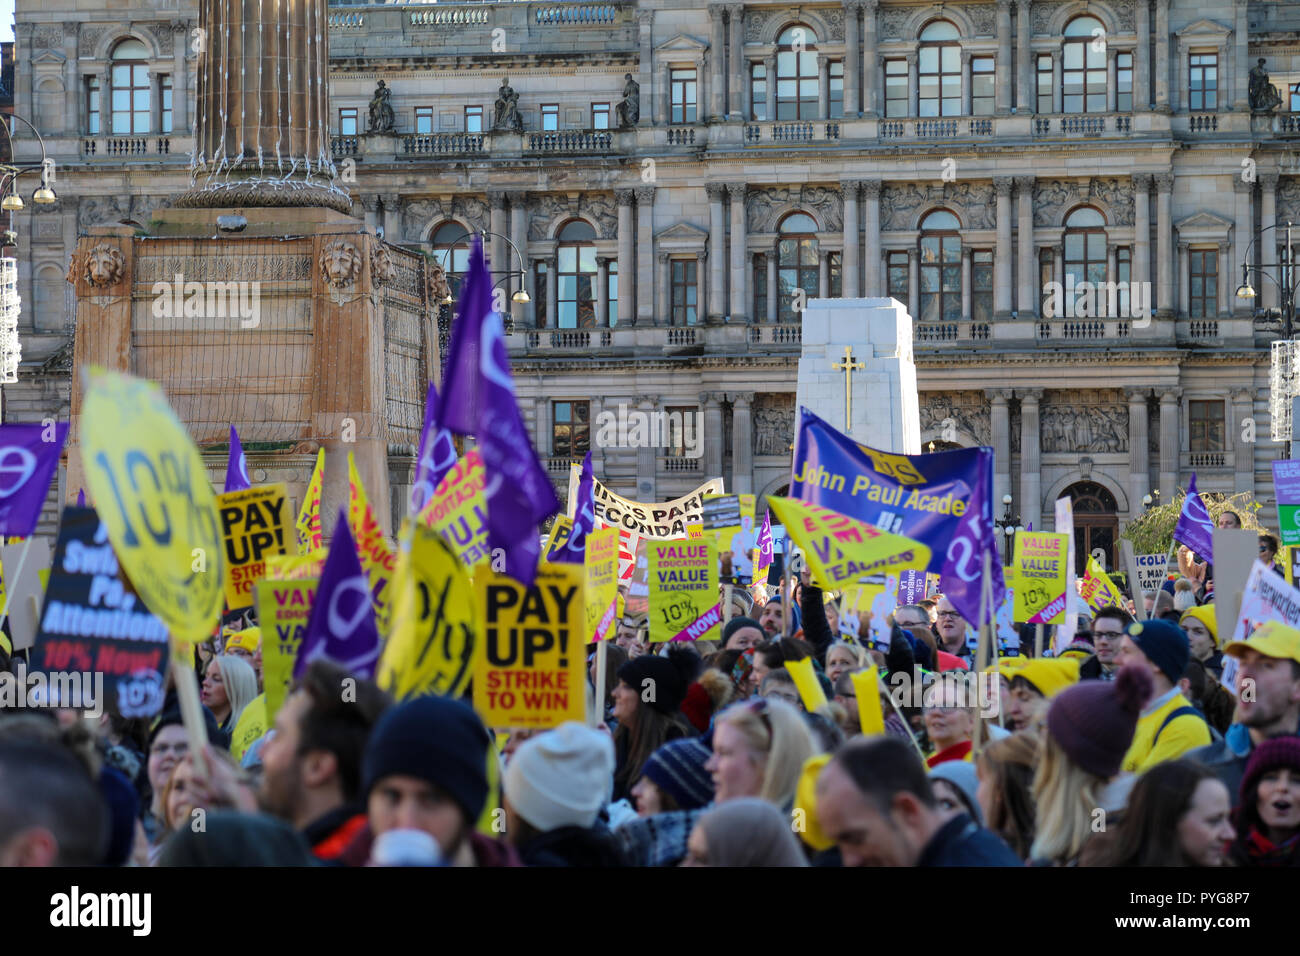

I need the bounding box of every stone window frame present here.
[876,13,998,119]
[1030,3,1133,117]
[1185,396,1228,455]
[1174,19,1231,114]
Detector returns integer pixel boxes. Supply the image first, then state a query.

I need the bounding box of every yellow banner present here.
[474,562,586,730]
[296,448,324,555]
[786,656,828,711]
[647,540,721,642]
[585,527,621,643]
[544,516,575,561]
[266,550,326,581]
[850,666,886,736]
[420,450,491,568]
[766,496,931,591]
[80,369,224,644]
[378,521,476,701]
[256,577,317,724]
[1012,531,1071,624]
[348,453,396,631]
[1080,555,1123,611]
[217,483,290,610]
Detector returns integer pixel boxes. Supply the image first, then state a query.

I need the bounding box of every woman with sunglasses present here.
[705,697,819,813]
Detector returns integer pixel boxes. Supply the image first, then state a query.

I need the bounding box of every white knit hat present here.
[505,722,615,833]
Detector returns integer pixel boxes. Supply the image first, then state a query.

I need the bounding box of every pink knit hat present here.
[1045,665,1154,778]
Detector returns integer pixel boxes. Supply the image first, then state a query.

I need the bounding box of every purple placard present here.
[897,568,925,606]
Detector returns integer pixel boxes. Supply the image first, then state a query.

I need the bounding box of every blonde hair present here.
[826,640,868,670]
[1029,732,1107,864]
[209,654,259,730]
[160,749,243,833]
[715,697,819,808]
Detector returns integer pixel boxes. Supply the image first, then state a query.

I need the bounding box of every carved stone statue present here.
[368,80,395,133]
[1250,59,1283,113]
[493,77,524,133]
[616,73,640,128]
[73,244,127,288]
[319,239,362,290]
[426,260,451,305]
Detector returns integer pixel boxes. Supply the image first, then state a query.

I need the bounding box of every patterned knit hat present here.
[1045,664,1153,778]
[641,738,715,811]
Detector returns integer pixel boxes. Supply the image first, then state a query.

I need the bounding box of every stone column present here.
[995,0,1012,114]
[731,392,754,493]
[488,191,508,277]
[1231,387,1255,494]
[596,256,610,327]
[1016,0,1032,114]
[844,0,861,117]
[819,251,830,298]
[702,392,725,478]
[1159,387,1181,501]
[150,72,163,133]
[767,247,778,320]
[707,184,726,321]
[907,53,919,117]
[14,23,33,124]
[63,24,79,134]
[658,64,671,125]
[1261,170,1279,312]
[962,248,973,320]
[1178,241,1189,317]
[818,55,831,120]
[962,52,973,116]
[1133,173,1152,297]
[728,182,748,321]
[636,395,658,501]
[1233,177,1253,315]
[709,5,726,121]
[1219,242,1231,316]
[360,195,380,234]
[863,180,882,296]
[510,194,528,328]
[697,248,709,319]
[545,255,559,328]
[842,180,861,298]
[1108,243,1118,286]
[1016,175,1035,317]
[746,255,757,316]
[1156,172,1174,315]
[1136,0,1151,109]
[1054,247,1064,288]
[1233,0,1249,112]
[617,189,635,324]
[908,248,919,316]
[1127,388,1150,514]
[526,258,539,327]
[636,186,656,325]
[1107,49,1118,113]
[657,252,671,325]
[172,21,189,133]
[728,4,745,122]
[382,193,401,244]
[1019,389,1043,531]
[988,389,1012,507]
[862,1,878,116]
[1154,0,1170,112]
[1051,51,1062,113]
[995,177,1013,318]
[765,54,777,121]
[638,9,654,128]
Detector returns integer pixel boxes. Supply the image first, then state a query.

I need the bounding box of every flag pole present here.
[0,537,34,634]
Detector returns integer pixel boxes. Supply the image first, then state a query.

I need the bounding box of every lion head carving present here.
[77,244,127,288]
[371,243,398,285]
[426,261,451,305]
[320,239,362,290]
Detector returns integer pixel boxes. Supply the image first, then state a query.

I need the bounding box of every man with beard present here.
[257,660,392,860]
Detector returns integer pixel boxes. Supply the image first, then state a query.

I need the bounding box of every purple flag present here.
[224,425,251,493]
[76,489,85,508]
[939,448,1006,627]
[756,509,774,572]
[0,422,69,537]
[437,237,561,584]
[1174,472,1215,560]
[410,381,459,516]
[553,451,594,564]
[294,510,381,680]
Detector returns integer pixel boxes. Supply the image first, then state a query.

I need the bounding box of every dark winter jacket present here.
[916,813,1023,867]
[800,584,835,663]
[1078,654,1117,682]
[517,824,628,867]
[335,821,522,867]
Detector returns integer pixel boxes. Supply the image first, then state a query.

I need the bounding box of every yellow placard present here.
[585,527,621,642]
[348,453,396,631]
[1080,555,1123,611]
[296,449,324,555]
[420,450,491,568]
[786,656,829,711]
[766,496,931,591]
[378,521,476,701]
[217,483,290,610]
[850,666,886,736]
[474,562,586,730]
[1012,531,1071,624]
[647,539,721,642]
[256,577,317,724]
[266,549,327,581]
[544,516,575,561]
[80,369,224,644]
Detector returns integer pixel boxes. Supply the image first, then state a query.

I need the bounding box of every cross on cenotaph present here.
[831,344,864,432]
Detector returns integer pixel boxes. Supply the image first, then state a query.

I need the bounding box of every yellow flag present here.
[1080,555,1123,611]
[347,453,397,631]
[296,448,324,555]
[850,666,886,736]
[766,496,931,591]
[786,656,829,712]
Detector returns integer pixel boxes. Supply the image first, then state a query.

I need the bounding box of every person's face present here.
[894,608,928,631]
[1261,541,1278,564]
[630,777,664,817]
[1257,768,1300,836]
[834,691,860,734]
[148,724,189,798]
[200,659,229,713]
[1006,685,1046,732]
[759,602,783,636]
[724,626,763,652]
[1234,650,1300,728]
[1092,616,1125,666]
[924,701,973,749]
[611,679,640,723]
[166,757,199,831]
[502,728,538,763]
[705,720,765,803]
[1218,512,1241,530]
[615,626,645,658]
[934,598,966,649]
[257,691,307,820]
[816,762,920,867]
[1184,619,1215,661]
[1176,779,1234,866]
[930,779,968,824]
[748,656,771,696]
[1117,636,1159,682]
[826,647,858,685]
[680,824,710,866]
[824,604,840,634]
[368,774,469,858]
[761,681,801,709]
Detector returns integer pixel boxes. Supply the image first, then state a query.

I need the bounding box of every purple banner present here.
[0,422,69,538]
[1174,472,1215,560]
[294,510,380,679]
[224,425,251,493]
[411,381,458,516]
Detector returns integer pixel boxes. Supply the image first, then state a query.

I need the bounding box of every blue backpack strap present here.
[1153,705,1206,746]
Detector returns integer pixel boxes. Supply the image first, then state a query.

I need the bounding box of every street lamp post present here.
[432,229,530,309]
[996,493,1021,565]
[1237,219,1295,340]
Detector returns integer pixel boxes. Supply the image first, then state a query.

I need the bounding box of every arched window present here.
[776,25,819,120]
[430,222,471,301]
[557,219,597,329]
[918,209,961,322]
[1063,207,1107,313]
[1063,16,1107,113]
[918,21,961,117]
[777,212,818,323]
[110,38,151,135]
[1065,480,1118,573]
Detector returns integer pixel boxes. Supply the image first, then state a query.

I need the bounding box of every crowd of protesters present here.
[1,508,1298,868]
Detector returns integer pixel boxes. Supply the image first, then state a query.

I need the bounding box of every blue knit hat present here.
[641,738,715,810]
[764,594,802,634]
[1125,618,1190,685]
[362,695,490,822]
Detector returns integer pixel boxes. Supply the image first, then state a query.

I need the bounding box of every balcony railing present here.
[1189,114,1219,133]
[1033,114,1132,137]
[535,3,619,24]
[879,117,996,139]
[547,457,581,475]
[523,329,614,349]
[661,456,702,473]
[1179,319,1220,343]
[411,7,490,26]
[403,133,484,154]
[1036,319,1132,340]
[666,327,697,347]
[331,135,359,157]
[81,137,172,157]
[526,130,613,152]
[328,12,364,28]
[915,321,992,343]
[667,127,697,145]
[747,324,802,346]
[1189,451,1228,469]
[743,121,839,145]
[1281,114,1300,135]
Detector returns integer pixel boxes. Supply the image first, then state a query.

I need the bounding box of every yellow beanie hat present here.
[1013,658,1080,699]
[1180,605,1219,647]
